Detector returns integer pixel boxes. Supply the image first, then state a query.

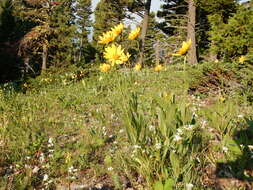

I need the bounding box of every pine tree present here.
[208,4,253,60]
[187,0,198,64]
[157,0,188,59]
[0,0,29,81]
[138,0,152,65]
[93,0,128,42]
[196,0,238,60]
[144,12,160,65]
[75,0,94,64]
[14,0,77,70]
[49,0,77,66]
[14,0,55,71]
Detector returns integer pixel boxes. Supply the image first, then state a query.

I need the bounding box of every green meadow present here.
[1,62,253,190]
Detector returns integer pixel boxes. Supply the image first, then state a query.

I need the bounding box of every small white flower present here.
[48,137,53,144]
[109,135,113,138]
[155,143,162,150]
[107,167,113,171]
[148,125,155,131]
[43,174,49,181]
[133,145,141,149]
[238,114,244,118]
[142,150,147,153]
[113,141,118,144]
[119,129,124,133]
[32,166,40,174]
[73,168,78,172]
[173,135,182,142]
[68,166,74,173]
[177,128,183,135]
[39,153,45,163]
[184,124,194,130]
[222,146,228,153]
[248,145,253,150]
[186,183,194,190]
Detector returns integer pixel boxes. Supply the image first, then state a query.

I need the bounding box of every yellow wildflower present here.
[111,23,124,36]
[23,83,28,88]
[65,152,71,164]
[100,63,111,73]
[104,44,130,65]
[154,64,163,72]
[128,27,141,40]
[134,63,142,71]
[98,31,116,44]
[120,52,131,62]
[239,56,246,64]
[219,96,226,103]
[172,39,192,56]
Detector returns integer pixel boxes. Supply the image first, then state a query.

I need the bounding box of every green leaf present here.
[164,178,174,190]
[170,151,181,179]
[153,181,164,190]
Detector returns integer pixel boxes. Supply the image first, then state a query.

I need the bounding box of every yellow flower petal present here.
[134,63,142,71]
[172,39,192,56]
[100,63,111,72]
[98,31,116,44]
[111,23,124,36]
[128,27,141,40]
[154,64,163,72]
[103,44,130,66]
[239,56,246,64]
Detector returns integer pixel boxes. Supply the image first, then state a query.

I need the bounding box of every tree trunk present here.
[42,44,48,71]
[155,40,160,65]
[138,0,152,65]
[24,57,30,73]
[187,0,198,64]
[79,38,83,62]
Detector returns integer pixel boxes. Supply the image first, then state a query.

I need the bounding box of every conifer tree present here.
[49,0,76,66]
[157,0,188,36]
[187,0,198,64]
[144,12,160,65]
[196,0,238,60]
[75,0,94,64]
[14,0,77,70]
[138,0,152,65]
[93,0,128,42]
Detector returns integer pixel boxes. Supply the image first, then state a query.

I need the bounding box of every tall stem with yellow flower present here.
[97,23,131,72]
[128,27,141,69]
[171,39,192,96]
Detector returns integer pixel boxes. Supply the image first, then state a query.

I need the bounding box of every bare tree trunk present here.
[79,38,83,62]
[155,40,160,65]
[24,57,30,73]
[42,44,48,71]
[138,0,152,65]
[187,0,198,64]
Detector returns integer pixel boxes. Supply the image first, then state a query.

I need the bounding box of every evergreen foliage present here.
[208,4,253,60]
[75,0,95,64]
[93,0,128,42]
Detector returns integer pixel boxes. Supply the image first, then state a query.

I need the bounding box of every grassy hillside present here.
[1,62,253,190]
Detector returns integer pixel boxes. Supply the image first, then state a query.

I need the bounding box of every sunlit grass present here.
[0,63,253,189]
